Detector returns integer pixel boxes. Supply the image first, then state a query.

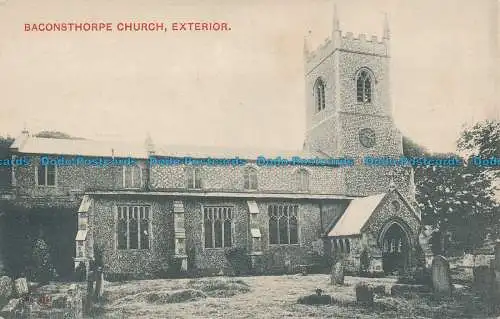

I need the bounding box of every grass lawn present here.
[84,274,498,319]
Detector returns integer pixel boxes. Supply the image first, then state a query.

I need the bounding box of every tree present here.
[32,236,55,284]
[457,119,500,240]
[458,120,500,159]
[0,136,14,187]
[415,163,497,255]
[402,136,430,157]
[403,122,500,256]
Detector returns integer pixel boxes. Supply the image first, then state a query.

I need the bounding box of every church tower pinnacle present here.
[383,13,390,40]
[333,4,340,32]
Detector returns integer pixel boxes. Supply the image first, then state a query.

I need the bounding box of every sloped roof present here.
[12,136,148,159]
[10,135,324,160]
[154,144,320,160]
[327,193,386,237]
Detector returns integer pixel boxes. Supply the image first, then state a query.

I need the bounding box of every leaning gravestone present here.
[330,261,344,286]
[431,255,452,297]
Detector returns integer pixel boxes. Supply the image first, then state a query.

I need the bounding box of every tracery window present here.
[268,205,298,245]
[204,206,233,248]
[117,205,151,250]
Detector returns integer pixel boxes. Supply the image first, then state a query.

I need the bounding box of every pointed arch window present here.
[314,78,326,112]
[356,69,373,103]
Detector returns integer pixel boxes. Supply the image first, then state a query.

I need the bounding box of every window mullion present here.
[287,208,291,244]
[276,217,280,245]
[138,208,141,249]
[221,211,225,248]
[126,207,130,249]
[211,218,215,248]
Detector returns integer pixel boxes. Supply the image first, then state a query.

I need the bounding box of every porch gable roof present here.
[327,193,386,237]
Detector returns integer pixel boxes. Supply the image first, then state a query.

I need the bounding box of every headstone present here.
[491,248,500,305]
[0,277,12,307]
[494,240,500,271]
[85,271,94,314]
[330,261,344,285]
[94,268,104,300]
[13,278,29,297]
[431,255,452,297]
[355,282,374,306]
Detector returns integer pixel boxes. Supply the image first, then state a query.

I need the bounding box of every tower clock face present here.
[359,128,376,148]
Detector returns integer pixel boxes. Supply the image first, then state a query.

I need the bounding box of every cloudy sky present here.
[0,0,498,153]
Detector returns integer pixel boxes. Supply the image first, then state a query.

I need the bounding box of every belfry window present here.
[314,78,326,112]
[356,70,372,103]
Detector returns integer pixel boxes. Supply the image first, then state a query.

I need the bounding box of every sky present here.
[0,0,498,153]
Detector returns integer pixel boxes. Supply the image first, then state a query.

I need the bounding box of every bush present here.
[31,238,55,284]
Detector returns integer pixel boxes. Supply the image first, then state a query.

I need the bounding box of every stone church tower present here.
[303,7,415,199]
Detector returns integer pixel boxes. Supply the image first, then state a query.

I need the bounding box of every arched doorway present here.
[381,222,410,275]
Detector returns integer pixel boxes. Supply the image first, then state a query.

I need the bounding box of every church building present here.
[4,8,422,278]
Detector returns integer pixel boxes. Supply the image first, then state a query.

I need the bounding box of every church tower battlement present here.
[303,6,400,159]
[303,5,413,199]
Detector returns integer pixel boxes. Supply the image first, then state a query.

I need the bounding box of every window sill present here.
[36,185,57,188]
[115,248,151,252]
[203,247,232,250]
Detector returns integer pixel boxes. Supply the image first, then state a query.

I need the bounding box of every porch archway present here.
[379,221,411,275]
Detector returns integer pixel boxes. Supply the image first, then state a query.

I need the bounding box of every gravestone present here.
[431,255,452,297]
[355,282,374,306]
[330,261,344,286]
[13,278,28,297]
[94,268,104,300]
[85,271,95,315]
[493,240,500,303]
